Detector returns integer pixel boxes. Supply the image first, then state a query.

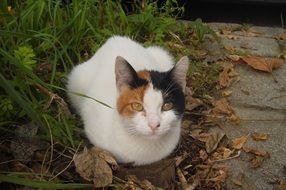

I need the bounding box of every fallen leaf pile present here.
[218,62,239,88]
[73,147,118,188]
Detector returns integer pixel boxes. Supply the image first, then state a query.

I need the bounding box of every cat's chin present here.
[140,130,169,140]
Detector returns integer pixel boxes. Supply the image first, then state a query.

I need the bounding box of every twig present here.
[34,84,70,114]
[212,150,241,163]
[48,142,82,181]
[177,168,188,189]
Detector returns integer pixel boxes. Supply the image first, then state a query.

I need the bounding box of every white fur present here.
[67,36,181,165]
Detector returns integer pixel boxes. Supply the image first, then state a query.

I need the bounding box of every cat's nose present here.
[149,123,160,131]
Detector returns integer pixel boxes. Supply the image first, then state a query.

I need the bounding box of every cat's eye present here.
[162,102,173,111]
[131,102,144,111]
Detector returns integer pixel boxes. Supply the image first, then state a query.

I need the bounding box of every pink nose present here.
[149,123,160,131]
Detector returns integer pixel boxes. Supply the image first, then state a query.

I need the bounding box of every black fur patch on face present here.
[150,70,185,116]
[129,75,148,89]
[125,63,148,89]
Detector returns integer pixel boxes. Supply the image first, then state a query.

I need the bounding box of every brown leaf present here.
[229,114,241,125]
[220,29,232,35]
[242,29,262,37]
[116,159,175,189]
[232,135,249,150]
[95,147,118,170]
[278,32,286,41]
[205,130,226,153]
[224,45,236,54]
[191,128,225,153]
[225,34,240,40]
[125,175,157,190]
[250,156,265,168]
[212,147,234,160]
[228,54,241,62]
[243,147,270,158]
[279,180,286,190]
[239,56,284,73]
[199,149,208,161]
[186,96,203,111]
[219,64,236,88]
[222,90,232,97]
[212,98,234,116]
[251,132,269,141]
[73,147,115,188]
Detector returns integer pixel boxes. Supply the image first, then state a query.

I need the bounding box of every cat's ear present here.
[171,56,189,92]
[115,56,136,92]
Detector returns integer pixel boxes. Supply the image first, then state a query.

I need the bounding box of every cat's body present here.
[67,36,188,165]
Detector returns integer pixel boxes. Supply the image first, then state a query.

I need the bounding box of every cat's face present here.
[115,56,189,139]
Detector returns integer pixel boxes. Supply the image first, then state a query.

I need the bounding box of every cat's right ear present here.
[115,56,136,92]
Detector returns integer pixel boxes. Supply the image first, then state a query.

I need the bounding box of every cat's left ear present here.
[115,56,136,92]
[171,56,189,92]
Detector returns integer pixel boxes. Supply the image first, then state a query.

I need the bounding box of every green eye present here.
[131,102,144,111]
[162,102,173,111]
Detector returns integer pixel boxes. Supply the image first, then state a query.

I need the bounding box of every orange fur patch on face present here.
[117,83,149,118]
[137,70,150,81]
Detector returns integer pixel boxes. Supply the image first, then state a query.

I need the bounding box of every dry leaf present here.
[228,54,241,61]
[190,129,203,139]
[278,32,286,41]
[199,149,208,161]
[212,98,234,116]
[243,147,270,157]
[210,169,227,183]
[232,135,248,149]
[205,130,226,153]
[125,175,157,190]
[279,180,286,190]
[73,147,116,187]
[186,96,203,111]
[95,148,118,170]
[251,132,269,141]
[250,156,265,168]
[222,90,232,97]
[212,147,234,160]
[219,64,238,88]
[224,45,236,54]
[239,56,284,73]
[225,34,240,40]
[191,128,225,153]
[116,159,175,189]
[220,29,232,35]
[241,29,262,37]
[229,114,241,125]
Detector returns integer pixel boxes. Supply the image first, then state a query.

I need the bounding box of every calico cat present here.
[67,36,189,165]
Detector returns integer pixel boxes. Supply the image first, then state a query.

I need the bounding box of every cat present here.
[67,36,189,165]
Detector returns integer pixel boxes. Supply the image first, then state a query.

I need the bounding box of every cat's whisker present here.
[163,80,176,97]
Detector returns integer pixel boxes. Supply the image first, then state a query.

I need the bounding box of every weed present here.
[192,18,219,44]
[187,61,221,97]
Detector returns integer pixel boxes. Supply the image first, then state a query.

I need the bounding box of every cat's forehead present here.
[143,85,163,107]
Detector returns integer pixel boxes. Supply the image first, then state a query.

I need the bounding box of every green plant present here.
[187,61,221,97]
[192,18,219,43]
[14,46,37,70]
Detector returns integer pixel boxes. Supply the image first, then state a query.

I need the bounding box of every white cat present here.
[67,36,188,165]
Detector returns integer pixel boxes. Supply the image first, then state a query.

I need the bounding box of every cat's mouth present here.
[144,129,169,140]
